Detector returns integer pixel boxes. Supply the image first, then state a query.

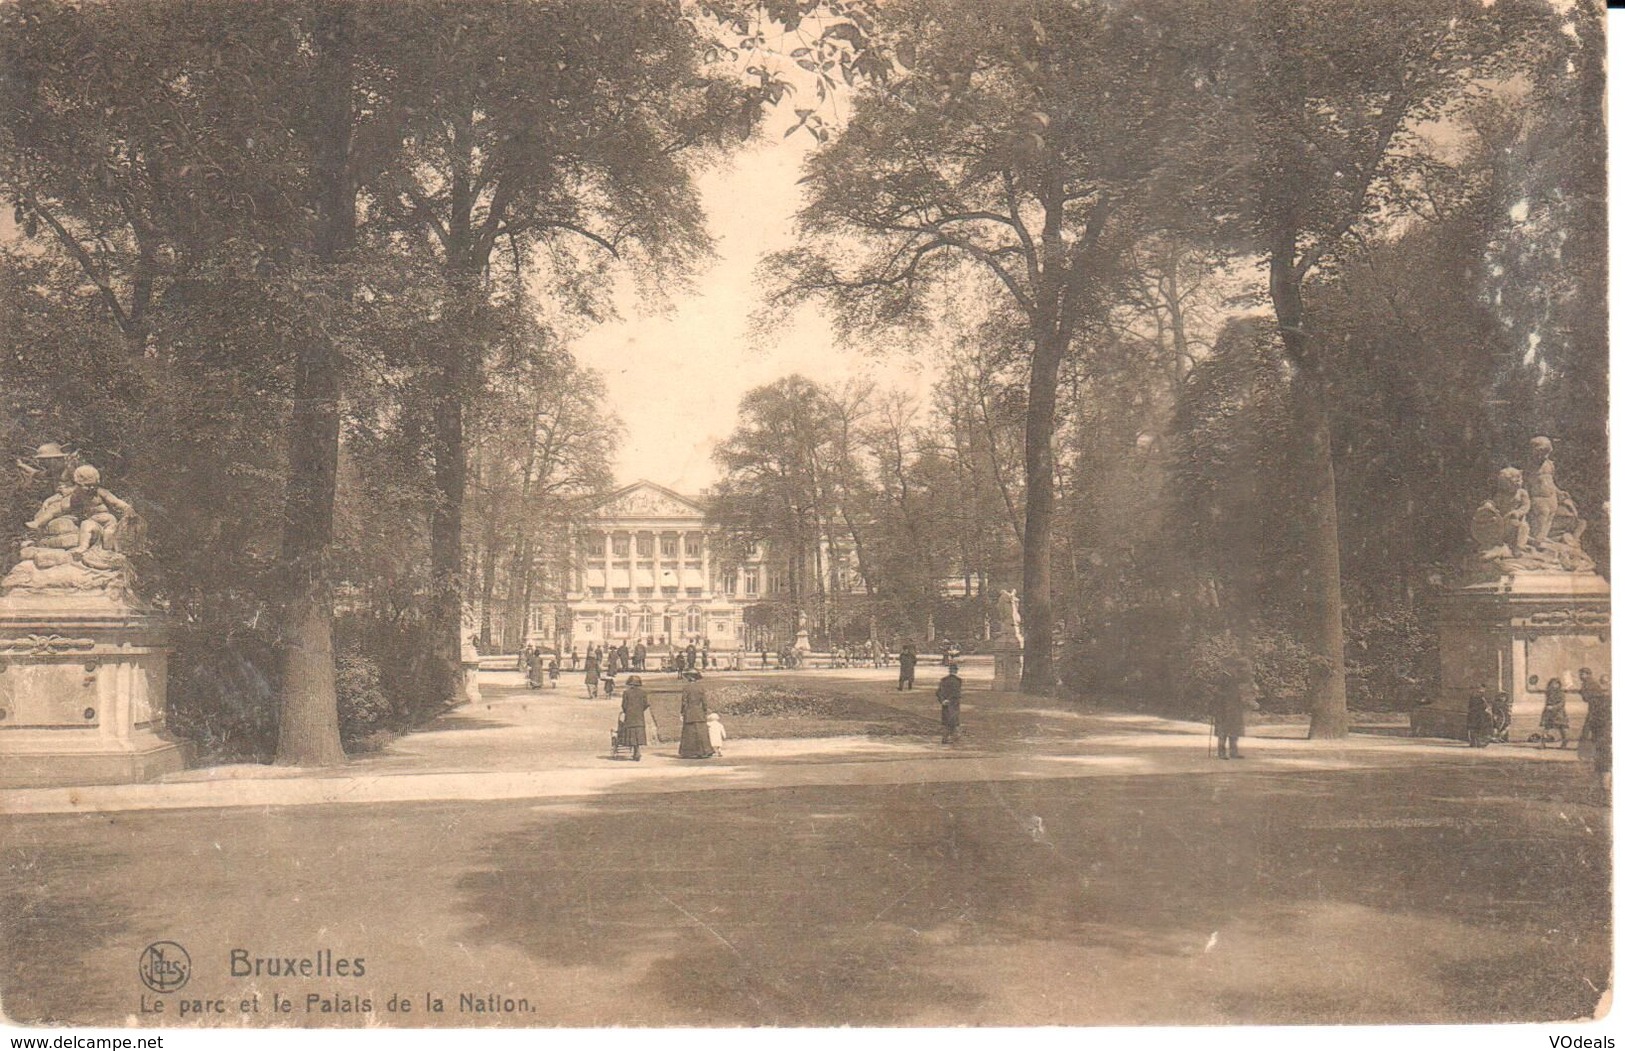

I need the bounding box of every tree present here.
[0,0,372,764]
[1176,0,1551,736]
[766,0,1202,691]
[709,376,853,645]
[464,320,619,652]
[360,0,746,705]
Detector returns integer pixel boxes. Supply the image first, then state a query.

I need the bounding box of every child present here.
[548,657,560,689]
[1490,691,1512,744]
[706,711,727,757]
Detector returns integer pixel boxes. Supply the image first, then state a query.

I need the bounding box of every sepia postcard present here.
[0,0,1613,1045]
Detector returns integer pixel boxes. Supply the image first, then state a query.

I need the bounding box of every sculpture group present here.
[3,443,139,602]
[1469,436,1593,577]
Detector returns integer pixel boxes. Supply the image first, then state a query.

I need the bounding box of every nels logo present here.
[138,941,191,993]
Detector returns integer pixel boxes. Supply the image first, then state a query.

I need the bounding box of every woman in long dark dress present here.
[678,670,714,758]
[619,676,649,761]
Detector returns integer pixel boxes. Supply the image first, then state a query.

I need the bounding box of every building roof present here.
[585,479,709,520]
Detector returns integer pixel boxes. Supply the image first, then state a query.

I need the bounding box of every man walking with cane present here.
[1212,655,1260,759]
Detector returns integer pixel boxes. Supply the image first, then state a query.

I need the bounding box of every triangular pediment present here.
[590,480,706,520]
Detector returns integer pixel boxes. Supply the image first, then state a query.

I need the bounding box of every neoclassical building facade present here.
[560,480,766,654]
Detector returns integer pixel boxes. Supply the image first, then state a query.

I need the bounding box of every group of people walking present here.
[1467,668,1611,781]
[610,670,725,762]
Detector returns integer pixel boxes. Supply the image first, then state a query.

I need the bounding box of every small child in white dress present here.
[706,712,727,757]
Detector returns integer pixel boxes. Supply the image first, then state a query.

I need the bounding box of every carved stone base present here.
[0,591,188,787]
[992,632,1024,692]
[1416,572,1610,740]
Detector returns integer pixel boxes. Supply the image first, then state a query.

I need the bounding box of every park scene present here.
[0,0,1611,1033]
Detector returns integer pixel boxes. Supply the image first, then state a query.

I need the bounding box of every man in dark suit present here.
[898,642,917,691]
[937,664,962,744]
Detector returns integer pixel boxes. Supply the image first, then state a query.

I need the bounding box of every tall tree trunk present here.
[1018,331,1064,694]
[1270,249,1349,737]
[504,540,530,652]
[429,309,472,704]
[426,99,481,706]
[478,516,499,651]
[275,3,351,766]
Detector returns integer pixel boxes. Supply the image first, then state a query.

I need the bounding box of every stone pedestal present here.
[1415,572,1610,740]
[993,632,1024,692]
[792,628,812,654]
[0,593,188,787]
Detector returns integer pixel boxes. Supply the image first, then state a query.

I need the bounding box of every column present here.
[700,530,711,599]
[653,528,663,597]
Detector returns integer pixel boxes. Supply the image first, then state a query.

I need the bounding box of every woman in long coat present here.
[678,670,715,759]
[619,676,649,761]
[1213,657,1260,759]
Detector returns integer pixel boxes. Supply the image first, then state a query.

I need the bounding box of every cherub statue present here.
[1470,466,1530,556]
[3,459,139,599]
[1525,436,1588,551]
[28,464,132,558]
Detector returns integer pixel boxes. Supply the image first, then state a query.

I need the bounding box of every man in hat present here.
[898,642,917,691]
[1212,656,1261,759]
[936,664,963,744]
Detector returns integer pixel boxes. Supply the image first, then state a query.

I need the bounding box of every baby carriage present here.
[610,707,662,758]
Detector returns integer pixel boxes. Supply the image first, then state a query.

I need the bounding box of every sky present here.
[569,112,938,497]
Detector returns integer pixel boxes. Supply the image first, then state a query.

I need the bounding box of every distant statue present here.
[1467,439,1594,578]
[997,588,1022,640]
[3,456,138,600]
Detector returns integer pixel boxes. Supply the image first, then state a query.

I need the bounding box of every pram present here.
[610,707,662,758]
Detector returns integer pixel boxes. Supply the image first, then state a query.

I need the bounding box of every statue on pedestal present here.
[992,589,1024,690]
[0,445,183,786]
[996,588,1023,643]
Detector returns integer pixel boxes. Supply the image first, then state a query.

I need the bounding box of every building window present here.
[722,571,737,594]
[637,605,654,636]
[684,534,702,557]
[661,535,678,557]
[590,587,604,598]
[744,569,759,597]
[614,606,629,635]
[686,605,703,635]
[612,534,629,557]
[637,533,653,557]
[686,588,702,598]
